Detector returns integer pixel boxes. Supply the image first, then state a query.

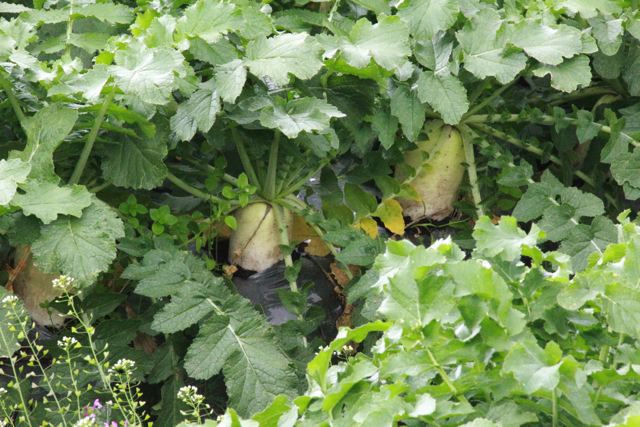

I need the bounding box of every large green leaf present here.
[170,80,221,141]
[31,197,125,285]
[175,0,244,43]
[12,182,91,224]
[397,0,458,41]
[509,21,582,65]
[255,96,345,138]
[532,55,592,92]
[473,216,543,262]
[8,103,78,183]
[101,134,168,190]
[0,158,30,205]
[456,9,526,84]
[416,71,468,124]
[109,46,186,104]
[243,33,323,86]
[318,15,410,71]
[214,59,247,104]
[390,84,426,141]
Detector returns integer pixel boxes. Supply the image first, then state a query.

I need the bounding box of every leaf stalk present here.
[69,85,117,185]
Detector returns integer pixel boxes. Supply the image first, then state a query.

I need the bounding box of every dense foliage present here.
[3,0,640,425]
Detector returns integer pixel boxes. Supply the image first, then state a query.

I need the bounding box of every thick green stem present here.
[552,388,559,427]
[276,196,353,279]
[426,348,469,405]
[278,159,329,198]
[272,202,308,347]
[185,157,239,186]
[231,127,263,192]
[464,113,640,148]
[166,172,240,206]
[468,122,597,187]
[545,86,615,106]
[264,131,280,200]
[458,125,484,218]
[65,0,75,57]
[88,181,112,193]
[462,81,515,120]
[0,72,25,122]
[69,85,116,185]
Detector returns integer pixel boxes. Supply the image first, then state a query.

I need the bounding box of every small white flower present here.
[52,275,76,290]
[0,387,6,395]
[2,295,18,304]
[108,359,135,375]
[58,336,78,349]
[71,416,96,427]
[177,385,205,405]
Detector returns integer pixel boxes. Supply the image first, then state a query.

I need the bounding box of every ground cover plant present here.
[3,0,640,425]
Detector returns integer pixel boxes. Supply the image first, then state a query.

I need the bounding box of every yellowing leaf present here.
[292,214,331,257]
[373,199,405,235]
[354,217,379,238]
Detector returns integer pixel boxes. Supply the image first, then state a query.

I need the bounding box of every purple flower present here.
[92,399,103,410]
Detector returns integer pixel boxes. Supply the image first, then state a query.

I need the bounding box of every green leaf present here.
[456,8,526,84]
[503,341,562,394]
[509,21,582,65]
[185,311,297,417]
[256,97,345,139]
[109,46,186,104]
[8,103,78,183]
[238,6,273,40]
[102,134,168,190]
[0,2,30,13]
[588,14,624,56]
[344,183,378,219]
[175,0,244,43]
[214,59,247,104]
[554,0,621,19]
[0,158,30,205]
[152,287,215,333]
[74,3,134,24]
[12,182,91,224]
[416,71,469,125]
[602,283,640,338]
[244,33,323,86]
[610,149,640,199]
[31,198,125,285]
[397,0,458,42]
[513,171,564,222]
[371,107,399,149]
[560,216,617,272]
[473,216,543,262]
[390,84,426,141]
[532,55,592,92]
[48,65,110,104]
[189,37,238,66]
[153,379,189,427]
[171,81,221,141]
[318,16,410,71]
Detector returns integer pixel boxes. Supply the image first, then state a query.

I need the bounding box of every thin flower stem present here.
[0,321,33,427]
[69,85,116,185]
[88,181,112,193]
[0,73,25,122]
[65,0,74,57]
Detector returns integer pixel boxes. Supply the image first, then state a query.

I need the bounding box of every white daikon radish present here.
[229,202,293,272]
